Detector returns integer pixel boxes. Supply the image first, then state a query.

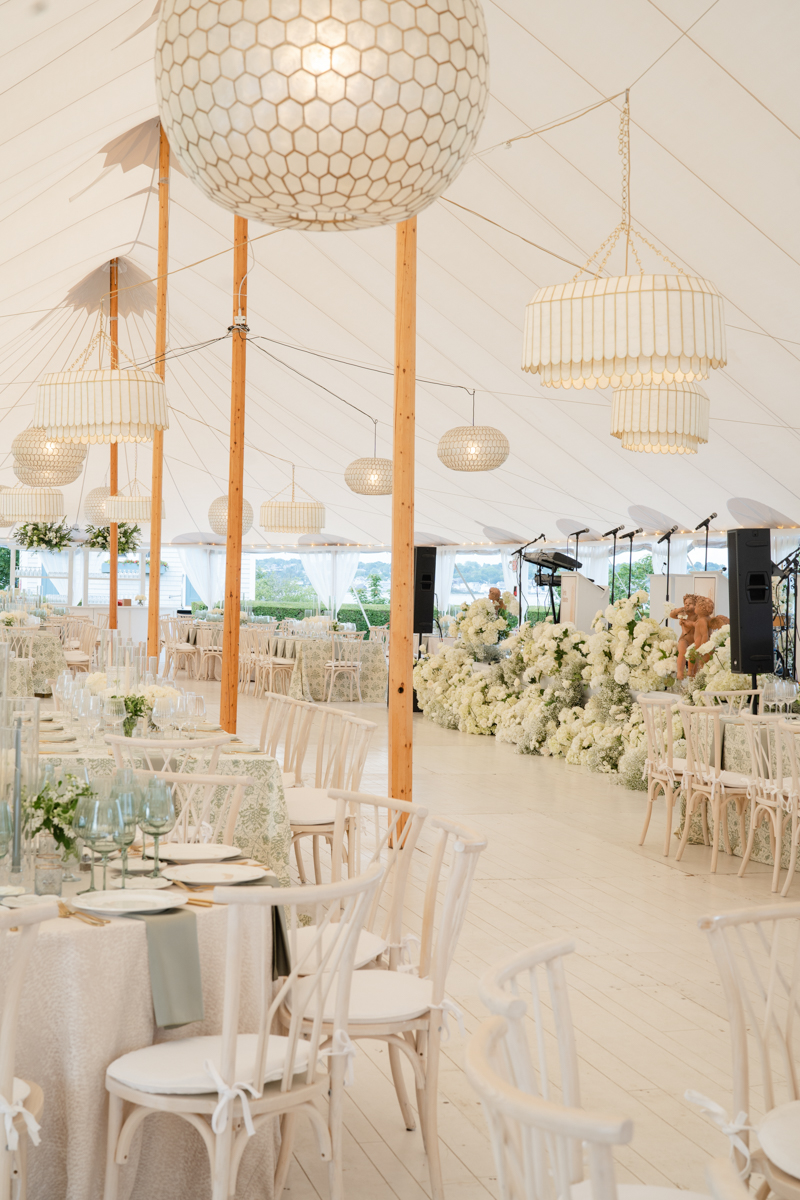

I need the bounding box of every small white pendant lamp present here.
[437,390,509,471]
[208,495,254,537]
[12,427,87,486]
[345,421,392,495]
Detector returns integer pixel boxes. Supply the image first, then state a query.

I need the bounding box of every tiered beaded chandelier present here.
[260,467,324,534]
[105,448,163,523]
[522,95,725,454]
[12,427,86,487]
[154,0,489,230]
[0,487,64,523]
[208,495,254,537]
[437,391,509,471]
[611,382,710,455]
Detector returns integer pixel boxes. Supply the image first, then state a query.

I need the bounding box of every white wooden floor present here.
[204,685,782,1198]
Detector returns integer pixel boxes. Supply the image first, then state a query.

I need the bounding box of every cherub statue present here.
[670,593,697,680]
[488,587,502,613]
[691,595,730,674]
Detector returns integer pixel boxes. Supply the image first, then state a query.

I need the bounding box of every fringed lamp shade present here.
[522,275,726,390]
[611,382,709,455]
[0,487,64,523]
[105,487,164,523]
[12,428,86,486]
[0,489,13,529]
[208,496,253,537]
[437,425,509,471]
[155,0,489,231]
[344,457,392,495]
[34,369,169,443]
[84,487,111,526]
[261,498,325,535]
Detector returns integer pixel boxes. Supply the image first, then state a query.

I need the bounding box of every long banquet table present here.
[1,901,279,1200]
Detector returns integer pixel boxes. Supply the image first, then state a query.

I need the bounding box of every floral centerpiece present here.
[85,523,141,554]
[15,520,73,552]
[1,609,33,627]
[135,594,146,606]
[28,772,95,856]
[85,672,182,736]
[452,596,510,654]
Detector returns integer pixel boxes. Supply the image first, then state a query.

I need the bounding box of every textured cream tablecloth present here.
[0,904,278,1200]
[288,636,387,703]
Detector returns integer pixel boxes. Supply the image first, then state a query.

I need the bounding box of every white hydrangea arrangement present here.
[586,591,678,690]
[452,597,509,653]
[683,624,752,698]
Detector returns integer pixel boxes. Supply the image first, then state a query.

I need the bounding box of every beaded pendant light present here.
[12,428,86,486]
[208,495,254,537]
[84,487,111,526]
[437,391,509,471]
[154,0,489,230]
[260,467,324,534]
[345,420,392,495]
[522,96,726,394]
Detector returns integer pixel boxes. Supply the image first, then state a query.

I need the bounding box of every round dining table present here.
[1,898,280,1200]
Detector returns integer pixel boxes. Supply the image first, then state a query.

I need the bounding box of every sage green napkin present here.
[126,908,205,1029]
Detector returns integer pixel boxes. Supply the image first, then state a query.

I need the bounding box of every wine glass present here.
[86,695,103,747]
[140,779,176,878]
[104,697,126,739]
[151,698,174,739]
[85,789,125,891]
[72,791,102,892]
[173,694,191,736]
[191,695,206,732]
[110,779,139,889]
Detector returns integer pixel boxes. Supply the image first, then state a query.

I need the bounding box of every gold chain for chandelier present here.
[570,91,684,283]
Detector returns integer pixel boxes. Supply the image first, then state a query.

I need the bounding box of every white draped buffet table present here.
[0,903,279,1200]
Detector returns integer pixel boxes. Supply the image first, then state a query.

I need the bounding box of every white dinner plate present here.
[109,875,172,890]
[114,857,158,875]
[162,862,265,886]
[220,743,260,755]
[146,843,241,864]
[195,723,222,732]
[2,893,58,909]
[38,746,79,755]
[39,733,76,743]
[0,885,26,898]
[72,889,188,917]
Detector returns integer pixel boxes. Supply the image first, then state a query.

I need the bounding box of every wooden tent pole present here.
[388,217,416,804]
[108,257,119,631]
[220,216,248,734]
[147,126,170,661]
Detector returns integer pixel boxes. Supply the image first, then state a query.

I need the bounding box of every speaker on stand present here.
[412,546,436,712]
[727,528,774,706]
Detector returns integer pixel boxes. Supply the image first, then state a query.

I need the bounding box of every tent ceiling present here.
[1,1,798,548]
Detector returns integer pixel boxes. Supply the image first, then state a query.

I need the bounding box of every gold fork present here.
[58,901,110,927]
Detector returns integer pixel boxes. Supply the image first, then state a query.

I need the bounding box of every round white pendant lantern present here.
[437,425,509,471]
[345,457,392,496]
[0,487,64,523]
[522,275,726,391]
[208,496,254,538]
[155,0,489,231]
[611,382,710,455]
[84,487,111,526]
[12,428,87,486]
[34,369,169,444]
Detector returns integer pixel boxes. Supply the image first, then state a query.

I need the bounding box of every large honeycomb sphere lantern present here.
[155,0,489,231]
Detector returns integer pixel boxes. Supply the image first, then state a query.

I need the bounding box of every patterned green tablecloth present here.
[30,631,68,695]
[680,719,792,868]
[8,660,32,697]
[288,637,387,703]
[42,744,291,884]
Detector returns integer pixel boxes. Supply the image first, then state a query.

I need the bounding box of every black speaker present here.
[413,546,437,635]
[727,528,774,675]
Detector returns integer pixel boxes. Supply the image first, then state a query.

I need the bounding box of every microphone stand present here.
[572,528,589,572]
[694,513,717,571]
[513,535,544,627]
[603,525,624,603]
[619,530,641,598]
[656,525,679,602]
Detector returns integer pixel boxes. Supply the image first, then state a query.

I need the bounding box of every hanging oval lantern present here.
[0,487,64,523]
[12,428,87,486]
[437,425,509,471]
[34,369,169,444]
[155,0,489,231]
[84,486,111,526]
[611,382,710,455]
[208,495,254,538]
[344,456,392,496]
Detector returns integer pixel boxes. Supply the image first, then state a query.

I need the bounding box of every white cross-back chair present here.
[154,769,251,846]
[166,618,200,679]
[778,720,800,898]
[287,710,377,883]
[698,903,800,1200]
[638,695,685,855]
[291,790,429,975]
[103,865,383,1200]
[676,704,751,872]
[266,636,296,695]
[258,693,316,788]
[196,624,223,680]
[105,733,234,775]
[739,715,789,889]
[0,633,34,668]
[323,635,363,702]
[706,1159,752,1200]
[699,690,763,716]
[63,623,98,674]
[469,937,709,1200]
[284,817,487,1200]
[1,902,59,1200]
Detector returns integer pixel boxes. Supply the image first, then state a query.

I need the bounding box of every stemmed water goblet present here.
[85,695,103,747]
[72,791,101,892]
[151,698,174,739]
[110,768,143,884]
[140,779,176,878]
[190,695,205,732]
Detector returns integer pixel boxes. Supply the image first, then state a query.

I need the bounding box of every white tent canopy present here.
[2,1,798,552]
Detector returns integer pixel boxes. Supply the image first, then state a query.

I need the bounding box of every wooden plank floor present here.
[209,685,785,1198]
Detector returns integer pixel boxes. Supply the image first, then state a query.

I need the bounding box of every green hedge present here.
[191,600,391,632]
